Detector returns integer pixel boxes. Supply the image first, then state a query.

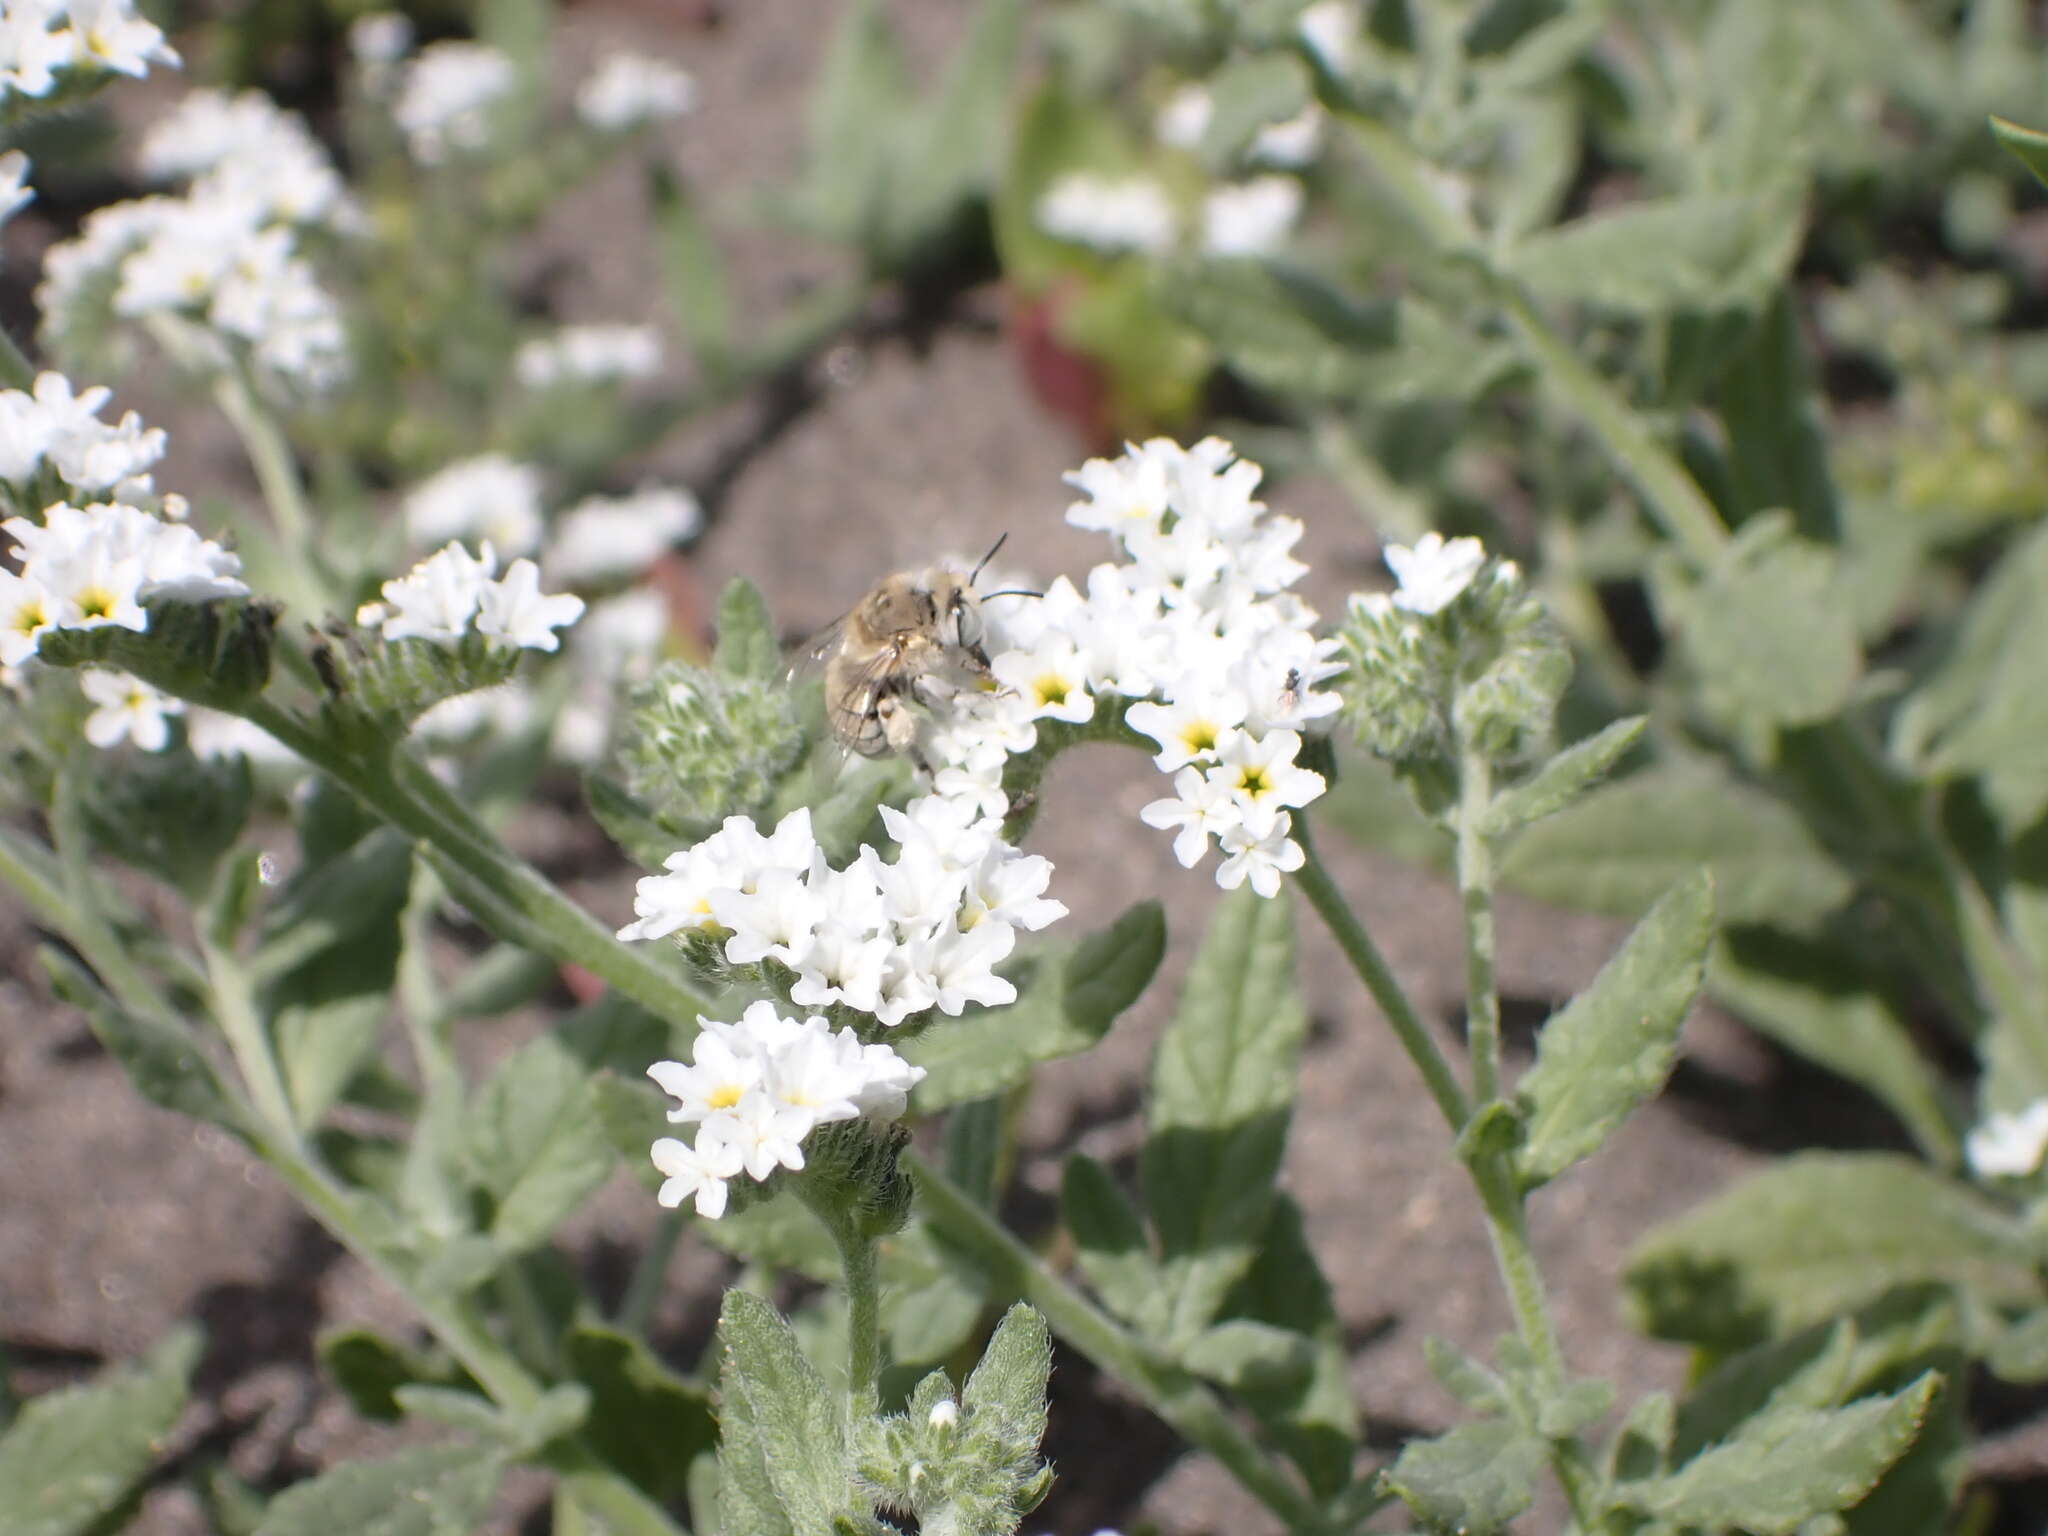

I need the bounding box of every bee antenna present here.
[979,588,1041,602]
[969,532,1009,586]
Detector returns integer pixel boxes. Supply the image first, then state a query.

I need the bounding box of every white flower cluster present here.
[575,53,696,132]
[0,497,248,666]
[38,88,354,390]
[404,453,545,558]
[356,541,584,654]
[0,0,178,101]
[647,999,924,1219]
[1035,173,1178,256]
[545,485,700,587]
[620,801,1065,1026]
[0,151,33,230]
[0,371,166,499]
[80,667,181,749]
[394,41,515,164]
[514,323,662,391]
[923,439,1341,898]
[1968,1099,2048,1179]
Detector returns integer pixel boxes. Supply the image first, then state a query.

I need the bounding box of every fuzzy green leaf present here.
[1198,53,1311,168]
[787,0,909,246]
[1501,771,1852,931]
[1627,1154,2037,1353]
[881,0,1025,258]
[1992,115,2048,191]
[1180,1320,1315,1395]
[1483,717,1646,837]
[1517,871,1714,1186]
[564,1326,716,1507]
[961,1303,1053,1449]
[712,579,780,683]
[317,1329,466,1423]
[1673,516,1862,729]
[1423,1336,1508,1414]
[1061,1153,1163,1331]
[1385,1419,1547,1534]
[1142,887,1307,1344]
[715,1290,852,1531]
[1158,259,1397,402]
[0,1326,200,1536]
[1711,929,1957,1166]
[879,1225,986,1370]
[464,1032,617,1253]
[1618,1374,1940,1535]
[252,1442,507,1536]
[40,949,244,1134]
[648,164,732,375]
[907,900,1163,1109]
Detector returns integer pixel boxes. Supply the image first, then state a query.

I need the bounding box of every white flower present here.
[1967,1100,2048,1178]
[648,1015,768,1124]
[0,150,32,226]
[1202,176,1304,257]
[913,919,1019,1015]
[360,540,496,643]
[788,924,892,1015]
[1249,107,1323,168]
[1140,765,1245,867]
[651,1131,742,1218]
[404,454,543,557]
[1385,531,1486,615]
[0,570,58,667]
[515,324,663,390]
[1215,819,1305,898]
[66,0,180,81]
[1126,692,1247,771]
[1208,728,1324,837]
[187,707,295,765]
[1,0,72,99]
[1037,173,1178,255]
[80,669,183,750]
[712,868,825,969]
[1297,1,1358,72]
[575,53,695,131]
[394,41,515,164]
[349,12,413,68]
[475,559,584,652]
[544,485,700,586]
[992,637,1094,725]
[1156,84,1211,149]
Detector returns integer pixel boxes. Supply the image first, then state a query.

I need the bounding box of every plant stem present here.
[908,1153,1327,1531]
[1455,748,1502,1105]
[1294,820,1470,1132]
[0,323,35,389]
[199,931,302,1149]
[616,1212,683,1336]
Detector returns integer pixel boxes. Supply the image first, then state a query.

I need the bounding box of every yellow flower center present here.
[709,1083,745,1110]
[75,585,117,622]
[1238,766,1272,799]
[1180,721,1219,754]
[1033,674,1069,707]
[8,598,48,636]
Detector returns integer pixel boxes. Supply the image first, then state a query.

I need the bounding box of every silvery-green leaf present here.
[1385,1419,1546,1534]
[1142,887,1306,1344]
[716,1290,852,1530]
[252,1442,507,1536]
[464,1032,616,1253]
[40,949,244,1134]
[713,579,779,683]
[1197,53,1312,169]
[1483,717,1647,838]
[648,165,732,376]
[0,1326,199,1536]
[1617,1374,1940,1535]
[1518,871,1713,1186]
[1501,770,1852,931]
[1992,115,2048,191]
[1626,1154,2036,1353]
[1062,1153,1164,1332]
[562,1325,715,1507]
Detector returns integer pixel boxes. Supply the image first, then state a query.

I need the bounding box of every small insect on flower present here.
[797,535,1035,776]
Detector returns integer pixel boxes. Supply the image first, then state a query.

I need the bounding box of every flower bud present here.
[616,662,806,837]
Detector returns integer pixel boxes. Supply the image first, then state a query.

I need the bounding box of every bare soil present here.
[0,2,1959,1531]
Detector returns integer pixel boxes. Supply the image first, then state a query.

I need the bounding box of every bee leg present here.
[876,693,931,776]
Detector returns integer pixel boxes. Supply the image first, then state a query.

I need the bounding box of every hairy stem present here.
[1455,749,1502,1106]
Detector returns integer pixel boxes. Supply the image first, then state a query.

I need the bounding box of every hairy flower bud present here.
[616,662,806,837]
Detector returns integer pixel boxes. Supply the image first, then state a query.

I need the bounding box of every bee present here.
[799,536,1026,773]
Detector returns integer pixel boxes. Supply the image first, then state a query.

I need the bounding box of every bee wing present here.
[823,644,901,757]
[785,611,851,683]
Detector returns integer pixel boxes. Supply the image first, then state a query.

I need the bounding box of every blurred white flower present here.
[1202,175,1304,257]
[650,1130,743,1218]
[1249,106,1324,168]
[475,558,585,652]
[404,454,544,557]
[1297,0,1358,73]
[348,11,413,69]
[575,53,695,131]
[1156,84,1212,149]
[1385,531,1486,615]
[394,41,515,164]
[515,323,663,390]
[66,0,178,80]
[80,668,183,750]
[1037,172,1178,255]
[0,0,74,99]
[359,540,496,643]
[0,150,33,226]
[1968,1100,2048,1178]
[545,485,700,585]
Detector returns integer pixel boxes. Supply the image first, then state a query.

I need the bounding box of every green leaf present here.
[991,83,1137,291]
[1384,1419,1547,1534]
[1992,115,2048,191]
[712,579,779,683]
[250,827,412,987]
[1711,928,1957,1166]
[879,1224,987,1370]
[1670,515,1862,729]
[1061,1153,1162,1331]
[317,1329,468,1424]
[1710,291,1840,542]
[1506,183,1804,314]
[906,900,1163,1109]
[1500,770,1852,931]
[1423,1336,1508,1415]
[1626,1153,2037,1353]
[77,744,252,899]
[648,165,732,376]
[1158,259,1398,402]
[1180,1321,1313,1395]
[1197,53,1312,169]
[715,1290,853,1532]
[1142,887,1307,1345]
[961,1304,1052,1445]
[882,0,1025,259]
[1484,717,1646,837]
[787,0,910,247]
[40,949,243,1134]
[464,1032,617,1253]
[562,1326,715,1507]
[0,1326,200,1536]
[583,776,678,872]
[1617,1374,1940,1535]
[251,1441,507,1536]
[1517,870,1714,1186]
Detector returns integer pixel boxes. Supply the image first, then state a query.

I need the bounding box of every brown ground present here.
[0,2,1946,1531]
